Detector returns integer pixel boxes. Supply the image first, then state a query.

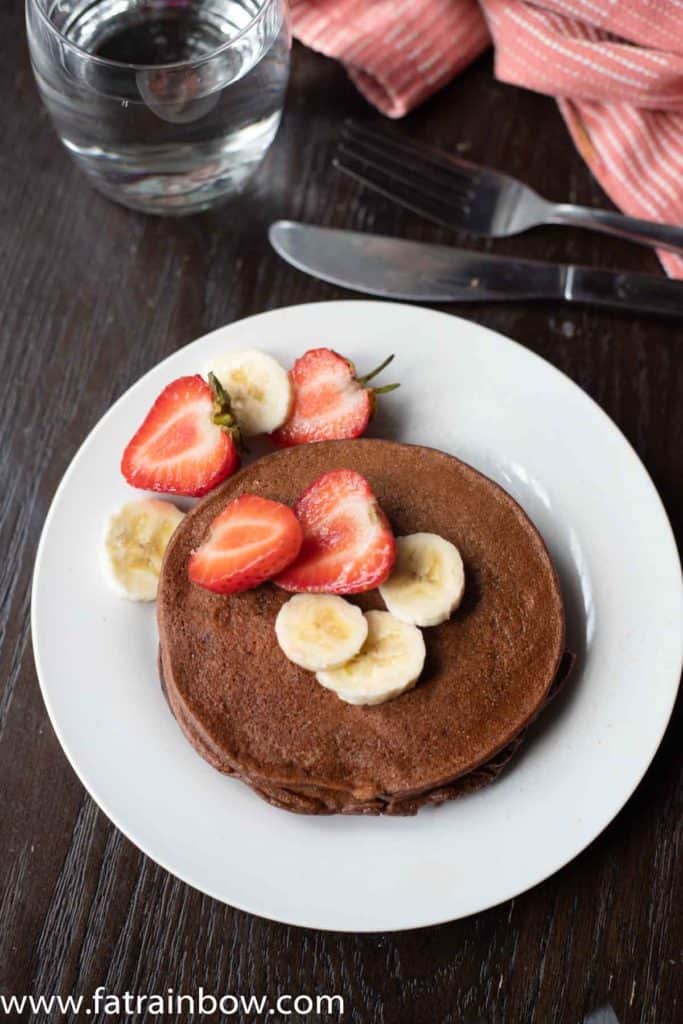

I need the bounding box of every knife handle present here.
[566,265,683,318]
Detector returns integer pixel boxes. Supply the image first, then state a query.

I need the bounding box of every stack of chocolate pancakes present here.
[157,439,569,815]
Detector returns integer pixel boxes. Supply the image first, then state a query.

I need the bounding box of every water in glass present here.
[27,0,290,213]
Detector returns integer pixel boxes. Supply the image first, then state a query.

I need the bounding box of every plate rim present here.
[31,300,683,931]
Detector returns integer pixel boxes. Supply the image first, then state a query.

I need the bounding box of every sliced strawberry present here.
[188,494,303,595]
[275,470,396,594]
[121,374,240,497]
[271,348,399,447]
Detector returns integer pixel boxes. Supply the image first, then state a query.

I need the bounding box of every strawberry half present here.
[121,374,240,497]
[188,494,303,595]
[275,469,396,594]
[271,348,399,447]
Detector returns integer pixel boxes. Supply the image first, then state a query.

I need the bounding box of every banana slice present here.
[379,533,465,627]
[316,610,425,706]
[104,499,184,601]
[275,594,368,671]
[210,349,292,436]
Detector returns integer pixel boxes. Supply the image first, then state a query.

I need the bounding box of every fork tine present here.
[333,153,465,231]
[341,120,480,188]
[338,135,475,203]
[336,121,484,229]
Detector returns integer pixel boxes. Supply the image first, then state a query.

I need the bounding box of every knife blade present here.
[269,221,683,318]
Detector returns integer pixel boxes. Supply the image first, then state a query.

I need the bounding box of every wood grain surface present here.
[2,5,682,1021]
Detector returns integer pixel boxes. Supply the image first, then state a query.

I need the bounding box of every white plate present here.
[32,302,683,932]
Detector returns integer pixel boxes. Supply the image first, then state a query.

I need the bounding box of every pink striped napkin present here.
[290,0,683,278]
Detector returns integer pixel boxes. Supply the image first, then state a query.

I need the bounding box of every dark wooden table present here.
[2,6,682,1020]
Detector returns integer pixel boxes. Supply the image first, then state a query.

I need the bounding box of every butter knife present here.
[269,221,683,318]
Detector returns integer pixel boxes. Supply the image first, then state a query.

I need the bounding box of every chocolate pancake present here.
[158,439,566,813]
[159,648,572,814]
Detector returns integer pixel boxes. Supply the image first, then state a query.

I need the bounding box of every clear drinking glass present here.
[26,0,291,214]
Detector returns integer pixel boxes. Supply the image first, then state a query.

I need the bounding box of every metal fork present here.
[335,121,683,255]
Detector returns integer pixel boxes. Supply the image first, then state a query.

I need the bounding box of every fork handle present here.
[547,203,683,255]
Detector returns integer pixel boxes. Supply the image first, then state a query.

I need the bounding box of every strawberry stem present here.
[373,382,401,395]
[357,353,395,386]
[208,372,241,443]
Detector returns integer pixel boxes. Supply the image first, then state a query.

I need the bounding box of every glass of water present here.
[26,0,291,214]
